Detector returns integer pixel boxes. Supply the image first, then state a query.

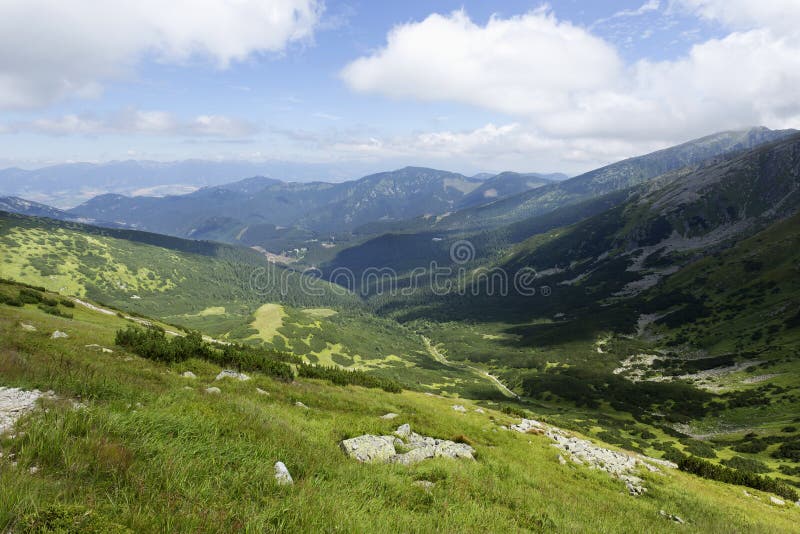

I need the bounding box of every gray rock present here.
[474,408,485,414]
[274,461,293,485]
[380,412,399,420]
[770,496,785,506]
[181,371,197,379]
[452,404,467,412]
[558,455,567,465]
[204,387,221,394]
[295,401,308,409]
[256,388,269,395]
[390,446,436,465]
[340,435,397,463]
[20,323,37,331]
[215,370,250,381]
[51,331,68,339]
[659,510,684,524]
[413,480,435,491]
[395,423,411,438]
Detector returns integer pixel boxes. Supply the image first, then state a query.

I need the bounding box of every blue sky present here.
[0,0,797,179]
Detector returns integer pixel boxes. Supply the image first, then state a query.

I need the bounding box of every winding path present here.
[421,336,519,399]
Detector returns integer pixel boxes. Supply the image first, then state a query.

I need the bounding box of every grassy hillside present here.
[0,213,498,397]
[1,285,798,532]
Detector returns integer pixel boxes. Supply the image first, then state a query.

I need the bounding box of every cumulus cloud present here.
[0,0,322,109]
[5,109,259,138]
[341,6,800,141]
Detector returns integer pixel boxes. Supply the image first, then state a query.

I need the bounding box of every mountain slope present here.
[456,172,556,209]
[412,127,799,233]
[1,281,798,532]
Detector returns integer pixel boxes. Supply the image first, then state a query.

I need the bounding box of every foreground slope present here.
[1,287,798,532]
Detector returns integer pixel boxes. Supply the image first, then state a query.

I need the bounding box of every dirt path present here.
[421,336,519,399]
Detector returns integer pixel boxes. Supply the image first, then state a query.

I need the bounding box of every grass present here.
[1,290,799,532]
[249,303,287,343]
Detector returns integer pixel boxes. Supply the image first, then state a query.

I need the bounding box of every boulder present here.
[474,408,485,414]
[770,496,785,506]
[452,405,467,413]
[20,323,36,332]
[181,371,197,379]
[380,412,399,420]
[215,370,250,381]
[274,461,294,485]
[204,387,221,394]
[394,423,411,438]
[340,435,397,463]
[51,331,68,339]
[295,401,308,409]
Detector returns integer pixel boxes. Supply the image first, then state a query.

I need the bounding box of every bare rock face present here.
[341,424,475,465]
[274,461,294,485]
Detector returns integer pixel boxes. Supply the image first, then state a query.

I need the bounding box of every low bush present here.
[677,455,797,501]
[297,363,402,393]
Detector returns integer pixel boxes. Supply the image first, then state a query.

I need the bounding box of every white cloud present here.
[341,7,800,143]
[0,0,322,109]
[676,0,800,36]
[5,109,259,138]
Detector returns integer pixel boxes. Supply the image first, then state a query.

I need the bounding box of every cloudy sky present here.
[0,0,798,177]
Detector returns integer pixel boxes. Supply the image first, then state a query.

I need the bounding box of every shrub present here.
[684,440,717,458]
[18,288,44,304]
[37,304,73,319]
[678,455,797,501]
[114,326,294,381]
[59,298,76,308]
[297,363,402,393]
[721,456,770,474]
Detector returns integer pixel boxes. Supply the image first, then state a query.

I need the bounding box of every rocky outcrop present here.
[340,424,475,465]
[0,387,54,434]
[512,418,670,496]
[215,370,250,381]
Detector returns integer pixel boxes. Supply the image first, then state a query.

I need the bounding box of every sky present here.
[0,0,798,179]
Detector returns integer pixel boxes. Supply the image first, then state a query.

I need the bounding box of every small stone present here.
[20,323,37,331]
[274,461,293,485]
[295,401,308,408]
[28,466,39,474]
[452,405,467,413]
[181,371,197,379]
[770,496,785,506]
[659,510,684,524]
[256,388,269,395]
[474,408,485,414]
[413,480,435,491]
[215,370,250,381]
[558,455,567,465]
[51,331,68,339]
[380,412,399,420]
[204,387,221,394]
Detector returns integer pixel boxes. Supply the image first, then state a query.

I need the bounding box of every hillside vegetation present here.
[1,283,798,532]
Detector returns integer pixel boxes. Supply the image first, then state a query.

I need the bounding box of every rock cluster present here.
[512,418,669,496]
[340,424,475,465]
[215,370,250,381]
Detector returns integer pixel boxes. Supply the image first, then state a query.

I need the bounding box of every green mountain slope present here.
[0,212,498,397]
[1,284,798,532]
